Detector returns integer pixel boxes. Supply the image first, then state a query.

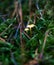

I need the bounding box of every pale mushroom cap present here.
[24,28,29,31]
[27,24,35,28]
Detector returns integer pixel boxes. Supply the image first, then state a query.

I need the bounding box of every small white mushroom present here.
[24,28,29,32]
[27,24,35,28]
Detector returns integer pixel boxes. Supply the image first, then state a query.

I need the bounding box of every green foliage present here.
[0,0,54,65]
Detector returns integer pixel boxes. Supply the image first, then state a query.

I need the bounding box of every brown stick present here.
[42,29,49,54]
[23,31,30,39]
[39,29,50,59]
[11,0,19,20]
[18,2,23,46]
[29,0,32,18]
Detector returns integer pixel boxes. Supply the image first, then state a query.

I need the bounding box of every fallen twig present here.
[23,31,30,39]
[39,28,54,59]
